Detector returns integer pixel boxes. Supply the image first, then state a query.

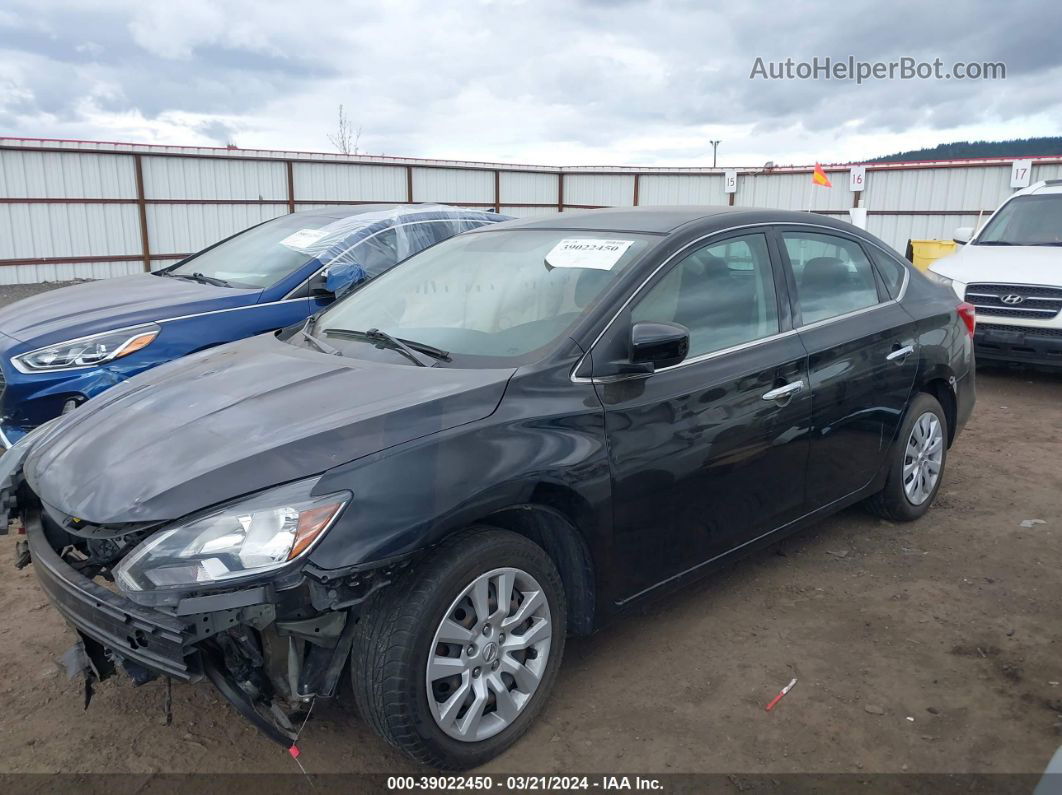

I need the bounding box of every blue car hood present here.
[0,274,260,344]
[23,333,514,524]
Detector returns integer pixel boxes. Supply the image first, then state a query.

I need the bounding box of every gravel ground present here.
[0,281,86,305]
[0,282,1059,778]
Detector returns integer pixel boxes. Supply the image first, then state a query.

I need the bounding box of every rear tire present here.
[865,392,948,522]
[350,527,566,769]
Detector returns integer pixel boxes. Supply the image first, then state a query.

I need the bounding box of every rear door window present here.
[782,231,882,324]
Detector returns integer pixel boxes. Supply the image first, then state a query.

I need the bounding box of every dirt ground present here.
[0,283,1059,778]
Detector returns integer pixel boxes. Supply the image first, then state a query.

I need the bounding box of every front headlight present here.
[114,479,349,604]
[13,324,160,372]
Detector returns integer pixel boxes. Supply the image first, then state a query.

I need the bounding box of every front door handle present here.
[762,380,805,402]
[886,344,914,362]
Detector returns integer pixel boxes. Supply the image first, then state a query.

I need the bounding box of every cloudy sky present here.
[1,0,1060,166]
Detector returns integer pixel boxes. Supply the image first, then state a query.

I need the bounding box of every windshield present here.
[977,194,1062,245]
[166,213,336,288]
[313,229,654,366]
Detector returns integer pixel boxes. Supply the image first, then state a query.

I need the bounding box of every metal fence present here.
[2,136,1060,284]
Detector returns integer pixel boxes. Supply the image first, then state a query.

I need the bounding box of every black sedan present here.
[2,206,975,769]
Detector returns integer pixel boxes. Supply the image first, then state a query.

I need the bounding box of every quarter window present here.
[631,234,779,358]
[782,232,880,324]
[870,248,907,299]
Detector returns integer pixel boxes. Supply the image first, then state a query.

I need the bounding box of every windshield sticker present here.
[279,228,329,251]
[545,239,635,270]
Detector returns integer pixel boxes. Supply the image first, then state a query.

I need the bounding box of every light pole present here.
[710,140,721,168]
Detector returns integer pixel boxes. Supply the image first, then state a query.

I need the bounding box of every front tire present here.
[350,527,567,769]
[865,392,948,522]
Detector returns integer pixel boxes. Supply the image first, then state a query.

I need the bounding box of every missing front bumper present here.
[20,506,372,748]
[25,509,200,681]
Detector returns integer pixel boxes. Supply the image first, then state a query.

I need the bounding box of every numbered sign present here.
[1010,160,1032,189]
[724,170,737,194]
[849,166,866,192]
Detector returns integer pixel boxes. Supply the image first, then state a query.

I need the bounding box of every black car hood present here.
[24,334,514,524]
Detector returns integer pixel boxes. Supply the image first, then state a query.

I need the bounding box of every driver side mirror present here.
[953,226,974,245]
[630,321,689,370]
[307,271,334,297]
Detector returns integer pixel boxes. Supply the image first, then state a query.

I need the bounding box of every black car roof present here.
[480,205,864,236]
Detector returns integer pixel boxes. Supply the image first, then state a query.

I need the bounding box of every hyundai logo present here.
[1000,294,1025,305]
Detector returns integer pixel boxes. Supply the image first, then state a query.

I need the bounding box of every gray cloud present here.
[0,0,1059,162]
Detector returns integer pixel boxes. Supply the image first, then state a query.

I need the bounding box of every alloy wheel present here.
[426,567,552,742]
[903,411,944,505]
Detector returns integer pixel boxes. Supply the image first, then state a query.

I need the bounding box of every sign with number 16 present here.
[849,166,865,192]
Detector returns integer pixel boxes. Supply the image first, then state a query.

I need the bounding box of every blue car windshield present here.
[165,214,335,288]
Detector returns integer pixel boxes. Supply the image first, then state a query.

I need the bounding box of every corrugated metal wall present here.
[639,174,725,205]
[293,162,407,203]
[499,171,559,218]
[1,137,1058,284]
[563,174,635,208]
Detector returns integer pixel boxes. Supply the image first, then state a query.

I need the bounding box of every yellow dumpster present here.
[905,239,958,271]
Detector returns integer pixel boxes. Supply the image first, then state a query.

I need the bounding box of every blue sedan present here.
[0,204,507,444]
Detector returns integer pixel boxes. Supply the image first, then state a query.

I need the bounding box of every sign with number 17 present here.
[1010,160,1032,189]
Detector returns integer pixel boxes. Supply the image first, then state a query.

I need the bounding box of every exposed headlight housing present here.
[13,324,160,373]
[114,479,349,606]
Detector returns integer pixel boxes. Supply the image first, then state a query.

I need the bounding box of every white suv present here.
[927,179,1062,367]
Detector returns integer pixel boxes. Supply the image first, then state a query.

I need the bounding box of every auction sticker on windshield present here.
[279,228,328,251]
[546,239,635,270]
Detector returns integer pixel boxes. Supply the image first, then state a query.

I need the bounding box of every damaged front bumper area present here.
[14,495,395,747]
[27,510,201,681]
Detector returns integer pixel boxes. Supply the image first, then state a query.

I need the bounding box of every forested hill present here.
[868,137,1062,163]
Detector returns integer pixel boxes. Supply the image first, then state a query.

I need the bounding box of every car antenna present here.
[287,697,316,784]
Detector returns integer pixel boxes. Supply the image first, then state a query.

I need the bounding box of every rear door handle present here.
[762,381,805,401]
[886,345,914,362]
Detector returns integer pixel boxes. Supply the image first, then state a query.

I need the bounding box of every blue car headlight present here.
[114,479,349,604]
[12,324,160,372]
